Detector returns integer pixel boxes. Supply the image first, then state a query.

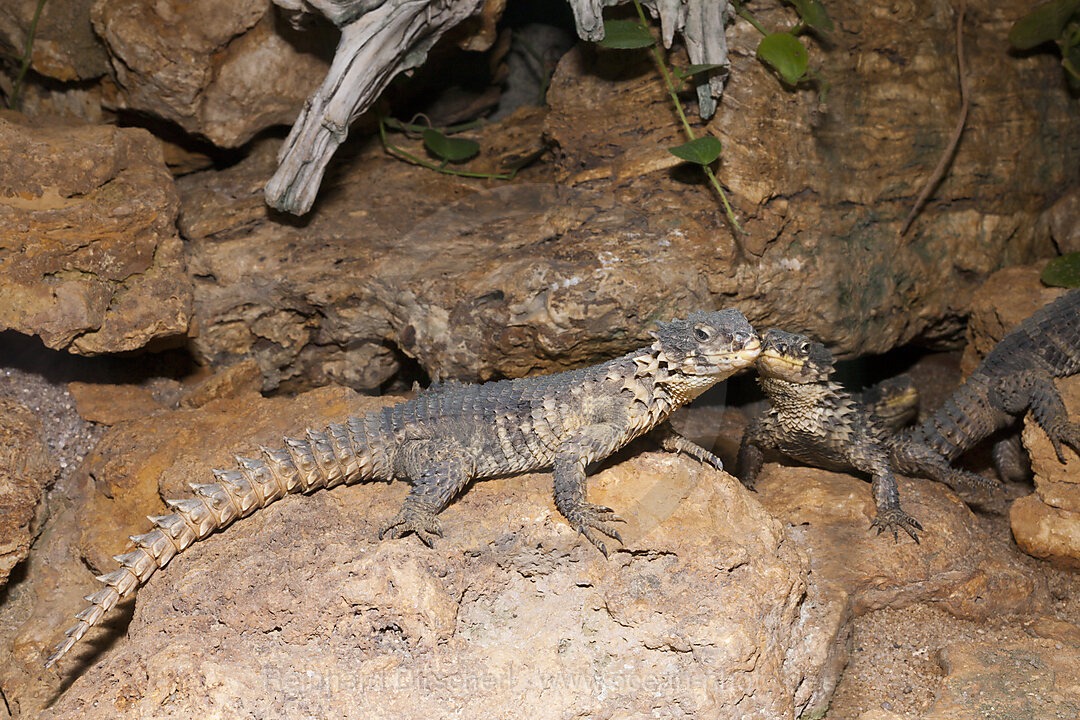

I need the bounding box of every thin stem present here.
[733,1,769,36]
[377,117,514,180]
[382,116,487,136]
[631,0,743,233]
[10,0,47,110]
[898,0,968,238]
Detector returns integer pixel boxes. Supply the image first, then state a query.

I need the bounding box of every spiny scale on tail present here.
[44,425,383,668]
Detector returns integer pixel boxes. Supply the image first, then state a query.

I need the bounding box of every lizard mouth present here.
[759,349,807,373]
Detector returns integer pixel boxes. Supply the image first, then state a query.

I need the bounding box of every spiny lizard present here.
[890,288,1080,490]
[45,309,760,668]
[736,329,922,542]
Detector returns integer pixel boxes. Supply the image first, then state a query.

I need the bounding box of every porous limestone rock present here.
[16,387,831,720]
[89,0,333,148]
[0,399,51,587]
[0,114,192,354]
[180,0,1077,390]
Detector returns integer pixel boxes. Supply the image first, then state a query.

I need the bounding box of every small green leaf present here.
[792,0,835,32]
[676,63,725,80]
[756,33,810,85]
[422,129,479,163]
[1041,252,1080,287]
[1009,0,1080,49]
[668,136,723,165]
[598,19,655,49]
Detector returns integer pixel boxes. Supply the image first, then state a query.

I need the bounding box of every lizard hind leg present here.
[1027,377,1080,463]
[379,441,475,547]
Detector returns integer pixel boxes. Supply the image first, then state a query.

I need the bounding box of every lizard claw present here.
[567,503,626,556]
[1046,421,1080,464]
[870,507,923,544]
[379,507,443,547]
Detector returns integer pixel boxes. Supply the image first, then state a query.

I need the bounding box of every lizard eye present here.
[693,326,712,342]
[799,342,811,354]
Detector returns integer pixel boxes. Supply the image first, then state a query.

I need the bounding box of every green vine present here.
[599,1,743,232]
[8,0,48,110]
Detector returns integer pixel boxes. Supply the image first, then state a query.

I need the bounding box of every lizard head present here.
[644,309,761,380]
[757,329,834,383]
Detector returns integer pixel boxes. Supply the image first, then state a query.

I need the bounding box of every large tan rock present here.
[751,466,1048,622]
[90,0,332,148]
[0,114,192,354]
[179,0,1076,390]
[0,399,52,587]
[8,388,836,720]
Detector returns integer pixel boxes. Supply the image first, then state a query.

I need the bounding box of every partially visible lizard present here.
[46,309,760,668]
[736,329,922,542]
[890,288,1080,490]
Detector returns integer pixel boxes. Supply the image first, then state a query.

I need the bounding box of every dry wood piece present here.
[265,0,734,215]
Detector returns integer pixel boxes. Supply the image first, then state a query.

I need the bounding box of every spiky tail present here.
[45,418,388,668]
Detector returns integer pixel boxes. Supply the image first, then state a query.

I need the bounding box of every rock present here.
[10,388,843,720]
[921,639,1080,719]
[1047,187,1080,256]
[543,0,1074,352]
[68,383,169,425]
[90,0,332,148]
[0,399,52,587]
[0,114,192,354]
[178,0,1077,390]
[1010,494,1080,569]
[179,359,263,408]
[0,0,107,83]
[750,466,1048,621]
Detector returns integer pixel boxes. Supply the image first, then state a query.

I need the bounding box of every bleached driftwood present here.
[568,0,733,118]
[265,0,734,215]
[265,0,486,214]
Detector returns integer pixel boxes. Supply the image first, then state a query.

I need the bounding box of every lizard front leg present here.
[553,423,629,557]
[735,416,779,491]
[380,440,475,546]
[655,422,724,472]
[845,446,922,543]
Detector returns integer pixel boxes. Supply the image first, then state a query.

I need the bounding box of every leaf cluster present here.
[1009,0,1080,89]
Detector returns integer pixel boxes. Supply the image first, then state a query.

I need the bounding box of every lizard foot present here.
[379,507,443,547]
[1046,420,1080,464]
[870,507,923,544]
[566,503,626,557]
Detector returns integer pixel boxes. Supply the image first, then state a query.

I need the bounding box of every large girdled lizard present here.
[46,309,761,668]
[736,329,922,542]
[890,288,1080,490]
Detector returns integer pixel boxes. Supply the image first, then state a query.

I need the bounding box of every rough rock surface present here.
[922,638,1080,719]
[0,399,51,587]
[18,387,831,720]
[0,114,192,354]
[1013,376,1080,567]
[751,467,1047,622]
[0,0,107,83]
[180,0,1076,390]
[90,0,333,148]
